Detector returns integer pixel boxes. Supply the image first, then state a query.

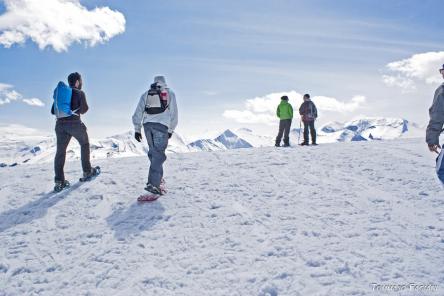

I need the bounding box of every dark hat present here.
[281,95,289,100]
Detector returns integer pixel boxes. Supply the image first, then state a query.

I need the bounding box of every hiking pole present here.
[297,119,302,145]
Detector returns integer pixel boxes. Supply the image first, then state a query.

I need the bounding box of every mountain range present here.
[0,117,424,167]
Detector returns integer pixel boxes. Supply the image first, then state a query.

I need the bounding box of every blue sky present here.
[0,0,443,139]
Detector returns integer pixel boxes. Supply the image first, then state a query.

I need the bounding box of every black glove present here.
[135,132,142,142]
[168,132,173,139]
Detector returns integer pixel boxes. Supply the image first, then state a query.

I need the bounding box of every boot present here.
[80,166,101,182]
[54,180,70,193]
[144,183,162,195]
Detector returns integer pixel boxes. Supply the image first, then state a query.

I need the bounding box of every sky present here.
[0,0,443,141]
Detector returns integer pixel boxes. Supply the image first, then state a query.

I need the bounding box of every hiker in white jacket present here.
[132,75,178,195]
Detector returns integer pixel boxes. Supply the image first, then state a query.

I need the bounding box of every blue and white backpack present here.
[53,81,76,118]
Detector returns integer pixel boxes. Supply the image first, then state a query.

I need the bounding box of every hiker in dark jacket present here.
[275,95,293,147]
[51,72,98,192]
[426,64,444,184]
[299,94,318,146]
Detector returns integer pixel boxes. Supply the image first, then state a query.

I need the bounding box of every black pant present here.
[54,120,92,182]
[276,119,292,145]
[303,120,316,144]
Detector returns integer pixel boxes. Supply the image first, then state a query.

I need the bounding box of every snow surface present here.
[0,138,443,295]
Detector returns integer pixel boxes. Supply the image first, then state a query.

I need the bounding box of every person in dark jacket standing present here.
[426,64,444,184]
[299,94,318,146]
[51,72,99,192]
[275,95,293,147]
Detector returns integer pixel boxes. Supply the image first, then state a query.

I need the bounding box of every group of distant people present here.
[275,94,318,147]
[50,62,444,195]
[273,61,444,186]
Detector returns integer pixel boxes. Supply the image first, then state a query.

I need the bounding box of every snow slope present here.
[235,128,274,148]
[188,138,227,152]
[0,125,190,166]
[0,124,53,166]
[0,138,443,295]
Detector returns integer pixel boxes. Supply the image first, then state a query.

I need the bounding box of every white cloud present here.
[0,83,19,105]
[0,83,45,107]
[22,98,44,107]
[381,74,416,91]
[0,0,126,52]
[315,95,366,113]
[382,51,444,91]
[223,91,366,125]
[223,110,276,125]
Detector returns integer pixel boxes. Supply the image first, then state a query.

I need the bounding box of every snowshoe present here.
[54,180,70,193]
[137,194,161,202]
[299,142,309,146]
[79,166,101,182]
[138,183,163,202]
[311,143,318,146]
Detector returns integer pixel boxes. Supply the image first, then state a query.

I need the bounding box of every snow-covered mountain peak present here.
[318,117,423,143]
[215,129,252,150]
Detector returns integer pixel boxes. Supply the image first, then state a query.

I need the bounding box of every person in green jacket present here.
[275,95,293,147]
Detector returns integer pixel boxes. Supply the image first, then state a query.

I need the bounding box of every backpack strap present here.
[71,108,80,116]
[54,86,59,116]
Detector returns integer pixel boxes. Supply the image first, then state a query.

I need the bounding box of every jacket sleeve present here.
[168,90,178,133]
[276,106,280,118]
[78,91,89,114]
[313,102,318,118]
[51,103,54,115]
[132,93,147,133]
[299,103,304,115]
[289,104,293,118]
[426,88,444,145]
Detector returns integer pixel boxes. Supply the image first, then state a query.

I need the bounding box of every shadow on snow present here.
[106,201,165,240]
[0,182,85,233]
